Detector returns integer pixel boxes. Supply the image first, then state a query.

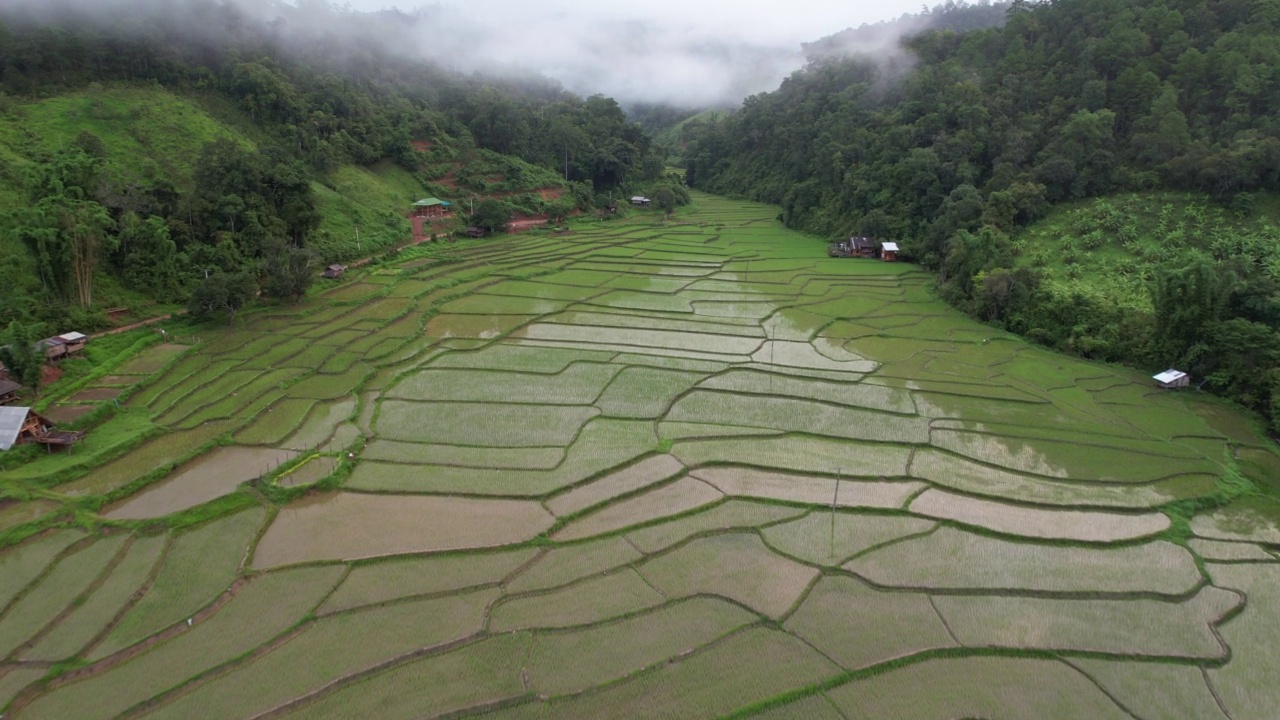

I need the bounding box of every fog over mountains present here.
[1,0,983,106]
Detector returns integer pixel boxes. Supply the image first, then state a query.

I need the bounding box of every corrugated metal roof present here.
[1153,369,1187,384]
[882,242,900,252]
[59,332,87,342]
[412,197,446,206]
[0,406,30,451]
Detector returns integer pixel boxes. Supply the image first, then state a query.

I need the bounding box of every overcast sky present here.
[347,0,932,106]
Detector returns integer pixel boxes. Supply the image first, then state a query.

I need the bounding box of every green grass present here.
[784,575,955,671]
[90,507,267,659]
[527,597,758,696]
[143,588,501,720]
[0,536,126,658]
[825,656,1133,719]
[24,535,167,661]
[541,627,840,718]
[318,550,537,615]
[490,569,666,632]
[504,536,642,594]
[932,585,1240,658]
[274,633,530,720]
[845,527,1199,594]
[387,364,621,405]
[637,533,818,619]
[374,401,597,447]
[21,565,343,720]
[0,530,85,610]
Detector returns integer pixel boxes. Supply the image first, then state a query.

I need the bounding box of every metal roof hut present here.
[58,332,87,356]
[412,198,452,218]
[881,242,900,262]
[1153,369,1190,389]
[0,407,84,452]
[631,196,651,207]
[465,226,487,238]
[323,264,347,279]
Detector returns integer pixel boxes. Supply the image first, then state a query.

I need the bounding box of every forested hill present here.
[0,0,673,338]
[684,0,1280,432]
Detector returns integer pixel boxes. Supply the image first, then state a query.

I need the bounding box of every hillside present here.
[0,0,682,344]
[683,0,1280,431]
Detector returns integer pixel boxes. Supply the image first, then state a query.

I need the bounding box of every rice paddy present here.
[1,192,1277,718]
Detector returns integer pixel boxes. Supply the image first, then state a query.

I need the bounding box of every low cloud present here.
[1,0,933,107]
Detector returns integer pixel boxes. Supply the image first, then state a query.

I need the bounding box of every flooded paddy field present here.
[1,193,1279,718]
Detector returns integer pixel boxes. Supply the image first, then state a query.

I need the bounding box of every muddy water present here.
[252,492,556,567]
[103,446,297,519]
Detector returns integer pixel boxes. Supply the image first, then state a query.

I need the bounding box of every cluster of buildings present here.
[0,330,90,452]
[829,236,899,261]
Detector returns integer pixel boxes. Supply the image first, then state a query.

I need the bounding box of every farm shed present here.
[1153,369,1190,389]
[831,237,880,258]
[881,242,900,262]
[0,379,19,405]
[58,332,88,355]
[412,198,452,218]
[466,226,487,238]
[37,336,67,361]
[323,264,348,279]
[0,407,83,451]
[631,196,651,207]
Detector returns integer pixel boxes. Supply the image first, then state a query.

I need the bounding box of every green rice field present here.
[2,192,1279,718]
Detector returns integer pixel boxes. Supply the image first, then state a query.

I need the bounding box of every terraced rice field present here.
[2,193,1279,718]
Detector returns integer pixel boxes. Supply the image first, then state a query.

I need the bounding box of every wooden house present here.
[1153,369,1190,389]
[0,407,84,451]
[37,337,67,361]
[848,236,879,258]
[58,332,87,356]
[0,379,19,406]
[881,242,900,262]
[412,198,452,218]
[631,196,651,207]
[323,264,347,279]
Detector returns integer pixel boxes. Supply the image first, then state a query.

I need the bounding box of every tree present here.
[120,214,183,302]
[470,199,512,236]
[187,271,258,326]
[262,244,317,301]
[0,320,45,395]
[653,187,677,216]
[1150,259,1229,361]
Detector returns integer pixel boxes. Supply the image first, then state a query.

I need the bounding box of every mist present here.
[0,0,959,108]
[355,0,931,107]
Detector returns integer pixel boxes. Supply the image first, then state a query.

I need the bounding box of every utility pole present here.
[355,225,361,253]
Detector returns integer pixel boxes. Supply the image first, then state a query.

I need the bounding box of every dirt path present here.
[90,314,174,339]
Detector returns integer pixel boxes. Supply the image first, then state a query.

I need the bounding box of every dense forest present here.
[684,0,1280,431]
[0,0,675,346]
